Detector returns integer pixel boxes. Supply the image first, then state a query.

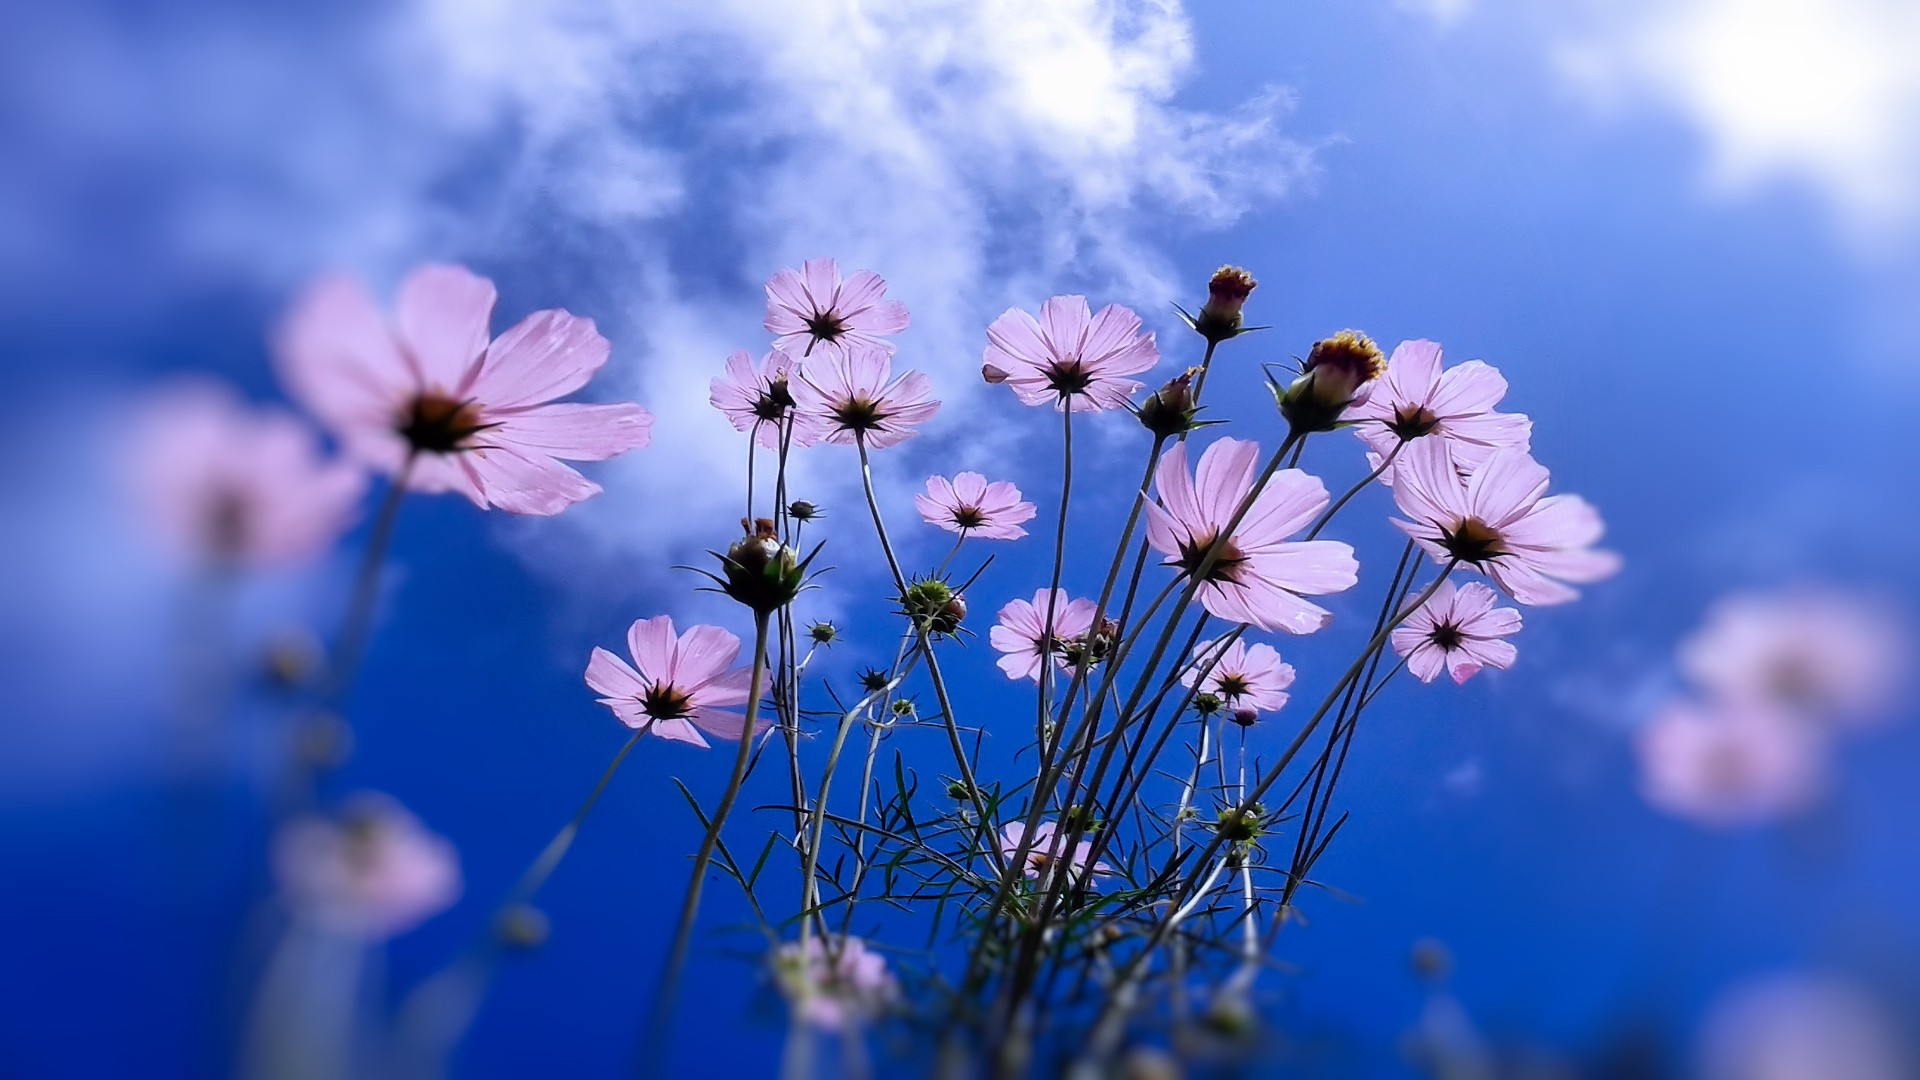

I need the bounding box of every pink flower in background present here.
[585,616,768,747]
[991,589,1097,682]
[773,935,900,1032]
[126,380,366,568]
[1144,438,1359,634]
[982,295,1159,411]
[1635,700,1828,827]
[764,258,910,359]
[915,472,1036,540]
[1390,438,1619,606]
[709,349,823,449]
[276,263,652,516]
[1347,339,1530,472]
[1695,974,1912,1080]
[1679,588,1909,726]
[792,344,940,448]
[1000,820,1112,883]
[1391,580,1523,684]
[1181,638,1295,714]
[272,793,461,939]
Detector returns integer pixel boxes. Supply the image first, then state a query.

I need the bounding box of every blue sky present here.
[3,1,1918,1076]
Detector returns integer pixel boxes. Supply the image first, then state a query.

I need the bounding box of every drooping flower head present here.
[764,258,910,359]
[999,820,1112,883]
[914,472,1036,540]
[982,295,1159,412]
[1345,339,1531,476]
[125,380,367,569]
[791,344,939,449]
[709,349,822,449]
[276,264,652,515]
[1679,588,1909,727]
[1389,438,1619,606]
[1181,638,1295,715]
[272,793,462,939]
[1144,438,1360,634]
[1635,700,1828,827]
[1391,580,1523,685]
[1277,329,1386,434]
[990,589,1098,682]
[585,615,768,747]
[772,935,900,1033]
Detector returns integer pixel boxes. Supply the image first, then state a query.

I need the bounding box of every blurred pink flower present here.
[272,793,461,939]
[773,935,900,1032]
[1390,438,1619,606]
[585,616,769,748]
[990,589,1097,682]
[981,295,1158,412]
[1636,699,1829,827]
[709,349,823,449]
[1144,438,1359,634]
[914,472,1036,540]
[1181,638,1295,713]
[126,380,366,568]
[792,344,940,448]
[1000,820,1112,883]
[1346,340,1530,478]
[275,264,652,516]
[1680,588,1908,726]
[764,258,910,360]
[1696,974,1911,1080]
[1391,580,1523,684]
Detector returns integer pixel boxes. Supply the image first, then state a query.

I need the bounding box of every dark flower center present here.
[1388,405,1440,440]
[1440,517,1506,564]
[752,376,796,422]
[642,681,693,721]
[398,393,494,454]
[1429,622,1464,650]
[805,311,848,344]
[1045,357,1093,396]
[832,396,884,433]
[952,505,986,528]
[1176,531,1246,583]
[205,488,249,560]
[1217,673,1250,698]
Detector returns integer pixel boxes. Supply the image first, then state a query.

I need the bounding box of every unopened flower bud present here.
[1135,370,1200,438]
[890,699,916,718]
[788,500,821,522]
[1194,265,1257,344]
[1230,707,1258,728]
[1215,805,1265,843]
[1202,989,1257,1038]
[945,779,975,801]
[859,668,892,694]
[494,903,551,949]
[1278,329,1385,435]
[1193,692,1223,717]
[808,620,838,645]
[901,578,966,636]
[1061,804,1102,833]
[721,518,803,614]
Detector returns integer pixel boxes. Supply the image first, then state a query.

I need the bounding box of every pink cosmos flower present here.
[773,935,900,1032]
[1181,638,1295,713]
[764,258,910,359]
[1679,588,1908,727]
[1144,438,1360,634]
[126,380,367,568]
[914,472,1036,540]
[709,349,824,449]
[584,615,768,748]
[982,295,1159,412]
[791,344,940,448]
[272,793,462,939]
[1346,340,1530,478]
[1635,699,1828,827]
[999,820,1112,883]
[275,264,652,516]
[1696,975,1911,1080]
[1391,580,1523,684]
[990,589,1099,682]
[1389,438,1619,606]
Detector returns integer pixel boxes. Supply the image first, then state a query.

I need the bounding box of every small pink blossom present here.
[1635,699,1828,827]
[773,935,900,1032]
[1390,580,1523,684]
[791,344,940,448]
[585,616,769,748]
[126,380,366,568]
[1347,340,1531,478]
[1696,975,1911,1080]
[272,793,462,939]
[276,264,652,516]
[982,295,1159,412]
[1389,438,1619,606]
[709,349,824,449]
[990,589,1098,682]
[999,820,1112,883]
[764,258,910,360]
[1181,638,1295,714]
[1144,438,1360,634]
[1679,588,1908,727]
[914,472,1036,540]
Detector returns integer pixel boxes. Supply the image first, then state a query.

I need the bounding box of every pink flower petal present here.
[394,264,496,393]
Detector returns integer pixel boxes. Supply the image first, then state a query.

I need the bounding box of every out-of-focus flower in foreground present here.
[1391,580,1523,685]
[792,344,939,449]
[709,349,823,449]
[272,793,461,939]
[773,935,900,1033]
[982,295,1159,412]
[1680,588,1909,727]
[763,258,911,360]
[1635,699,1828,827]
[1344,339,1530,478]
[1145,437,1359,634]
[1000,820,1112,883]
[585,616,768,747]
[1181,638,1295,714]
[990,589,1097,682]
[275,263,652,515]
[914,472,1036,540]
[125,379,366,568]
[1695,974,1911,1080]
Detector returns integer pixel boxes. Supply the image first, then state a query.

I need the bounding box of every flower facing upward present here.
[272,793,461,939]
[1635,700,1828,827]
[982,295,1159,412]
[1389,438,1619,606]
[764,258,911,359]
[709,349,823,449]
[773,935,899,1033]
[1344,339,1531,477]
[1679,588,1908,727]
[275,264,652,515]
[1181,638,1295,714]
[126,380,367,569]
[584,615,768,747]
[1144,438,1360,634]
[999,820,1112,883]
[914,472,1036,540]
[791,344,940,448]
[990,589,1098,681]
[1391,580,1523,685]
